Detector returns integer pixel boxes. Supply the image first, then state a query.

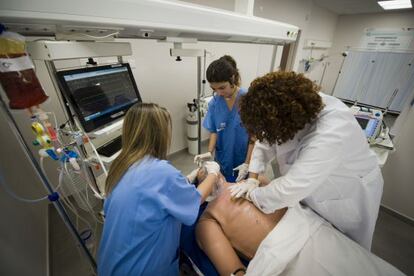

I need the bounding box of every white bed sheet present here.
[246,204,404,276]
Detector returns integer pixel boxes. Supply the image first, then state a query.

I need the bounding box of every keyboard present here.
[97,136,122,157]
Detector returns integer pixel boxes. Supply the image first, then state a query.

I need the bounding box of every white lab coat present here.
[248,93,383,250]
[246,205,404,276]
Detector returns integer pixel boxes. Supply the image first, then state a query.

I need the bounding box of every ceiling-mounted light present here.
[378,0,412,10]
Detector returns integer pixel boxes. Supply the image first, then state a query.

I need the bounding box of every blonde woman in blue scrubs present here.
[98,103,220,275]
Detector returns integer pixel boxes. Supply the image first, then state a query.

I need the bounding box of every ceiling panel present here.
[313,0,413,14]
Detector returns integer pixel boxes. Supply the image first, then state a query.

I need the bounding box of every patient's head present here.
[191,166,227,200]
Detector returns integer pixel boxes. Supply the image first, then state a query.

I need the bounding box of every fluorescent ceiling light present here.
[378,0,412,10]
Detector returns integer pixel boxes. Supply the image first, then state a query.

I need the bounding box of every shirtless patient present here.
[193,169,287,275]
[191,170,405,276]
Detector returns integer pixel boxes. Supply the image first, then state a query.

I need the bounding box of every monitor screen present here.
[56,64,142,132]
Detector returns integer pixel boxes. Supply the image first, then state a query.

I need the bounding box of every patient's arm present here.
[196,179,287,274]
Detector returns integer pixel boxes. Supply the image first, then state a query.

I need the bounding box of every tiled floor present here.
[50,144,414,275]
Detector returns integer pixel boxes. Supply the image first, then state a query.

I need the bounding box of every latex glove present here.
[233,163,249,182]
[228,178,260,201]
[194,152,212,167]
[204,161,220,176]
[186,168,200,183]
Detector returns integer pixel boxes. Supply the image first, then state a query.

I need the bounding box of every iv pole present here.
[331,51,348,96]
[0,93,97,273]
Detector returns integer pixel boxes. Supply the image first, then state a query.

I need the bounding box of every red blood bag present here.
[0,31,48,109]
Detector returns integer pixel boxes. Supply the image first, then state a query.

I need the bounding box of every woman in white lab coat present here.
[229,71,383,250]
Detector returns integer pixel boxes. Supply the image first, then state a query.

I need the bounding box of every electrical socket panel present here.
[58,25,123,36]
[4,23,56,34]
[305,39,332,49]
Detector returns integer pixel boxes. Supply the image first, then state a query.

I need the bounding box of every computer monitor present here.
[56,63,142,132]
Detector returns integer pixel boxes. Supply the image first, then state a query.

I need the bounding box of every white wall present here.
[382,103,414,220]
[304,3,338,86]
[117,39,273,153]
[162,0,339,152]
[181,0,339,86]
[254,0,338,86]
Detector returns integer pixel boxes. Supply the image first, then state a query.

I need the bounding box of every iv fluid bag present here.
[0,31,48,109]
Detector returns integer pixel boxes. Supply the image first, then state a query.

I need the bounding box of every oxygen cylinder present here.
[186,110,198,155]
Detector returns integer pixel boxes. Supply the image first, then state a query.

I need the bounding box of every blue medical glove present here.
[228,178,260,200]
[233,163,249,182]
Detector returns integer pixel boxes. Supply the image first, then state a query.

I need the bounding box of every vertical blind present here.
[333,50,414,112]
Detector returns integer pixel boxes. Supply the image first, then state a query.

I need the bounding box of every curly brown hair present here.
[240,71,324,145]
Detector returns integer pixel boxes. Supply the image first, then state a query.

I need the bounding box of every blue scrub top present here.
[98,156,201,276]
[203,88,249,182]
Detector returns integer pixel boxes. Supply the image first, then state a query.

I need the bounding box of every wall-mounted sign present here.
[360,28,414,51]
